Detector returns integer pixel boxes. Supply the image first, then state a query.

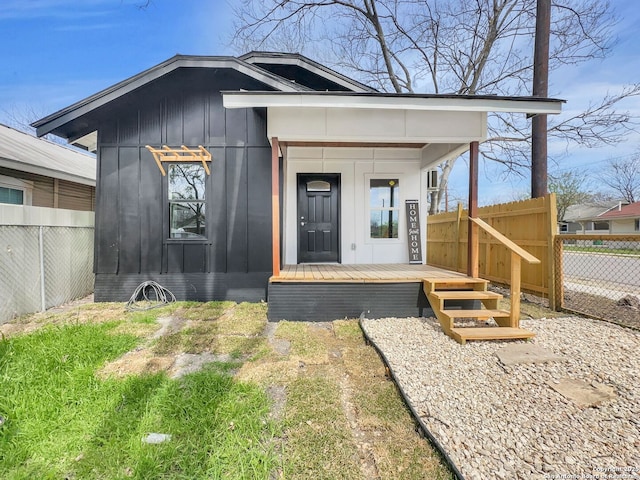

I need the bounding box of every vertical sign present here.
[405,200,423,264]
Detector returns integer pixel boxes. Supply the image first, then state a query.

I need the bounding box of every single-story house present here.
[33,52,562,321]
[599,201,640,233]
[559,201,628,234]
[0,123,95,213]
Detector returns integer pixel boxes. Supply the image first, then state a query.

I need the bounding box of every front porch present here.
[267,263,448,322]
[267,263,535,344]
[221,91,562,342]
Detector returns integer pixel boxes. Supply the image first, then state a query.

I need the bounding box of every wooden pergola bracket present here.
[145,145,212,176]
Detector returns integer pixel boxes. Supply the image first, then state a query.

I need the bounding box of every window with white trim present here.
[168,164,206,239]
[0,175,33,205]
[369,178,400,239]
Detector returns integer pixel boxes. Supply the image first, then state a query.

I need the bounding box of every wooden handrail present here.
[470,217,540,264]
[469,217,540,327]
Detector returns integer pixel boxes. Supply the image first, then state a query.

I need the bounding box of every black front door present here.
[297,174,340,263]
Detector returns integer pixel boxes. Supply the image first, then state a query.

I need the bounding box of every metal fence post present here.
[39,225,46,312]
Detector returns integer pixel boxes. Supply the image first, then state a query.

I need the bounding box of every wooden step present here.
[429,291,502,301]
[423,278,488,292]
[440,309,510,320]
[449,327,535,345]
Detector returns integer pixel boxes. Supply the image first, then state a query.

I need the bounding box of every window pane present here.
[0,186,24,205]
[593,221,609,231]
[307,180,331,192]
[169,164,206,201]
[170,202,206,239]
[370,179,399,208]
[370,210,399,238]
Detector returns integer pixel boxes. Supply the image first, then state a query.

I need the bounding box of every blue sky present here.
[1,0,638,205]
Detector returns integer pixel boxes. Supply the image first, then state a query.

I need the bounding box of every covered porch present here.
[224,91,563,342]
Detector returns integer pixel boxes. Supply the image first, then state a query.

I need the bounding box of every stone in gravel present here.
[142,433,171,444]
[548,378,616,407]
[495,344,565,365]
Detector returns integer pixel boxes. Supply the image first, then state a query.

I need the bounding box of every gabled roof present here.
[239,51,377,93]
[31,54,313,143]
[562,201,627,222]
[0,123,95,186]
[599,201,640,219]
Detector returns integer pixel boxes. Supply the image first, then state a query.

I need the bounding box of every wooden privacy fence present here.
[426,194,558,308]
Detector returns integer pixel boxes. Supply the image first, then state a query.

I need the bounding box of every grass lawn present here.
[0,301,452,479]
[564,245,640,256]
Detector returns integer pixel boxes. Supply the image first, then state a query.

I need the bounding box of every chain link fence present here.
[0,226,94,323]
[554,234,640,329]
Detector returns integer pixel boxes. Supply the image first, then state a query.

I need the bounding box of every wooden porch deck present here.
[270,263,471,283]
[268,262,535,344]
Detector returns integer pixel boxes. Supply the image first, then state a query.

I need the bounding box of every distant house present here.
[599,201,640,233]
[0,123,95,214]
[559,201,628,234]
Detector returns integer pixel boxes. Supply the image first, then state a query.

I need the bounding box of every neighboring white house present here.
[560,201,628,234]
[599,201,640,233]
[0,123,96,225]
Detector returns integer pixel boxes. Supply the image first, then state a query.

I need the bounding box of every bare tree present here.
[1,103,69,146]
[548,169,592,221]
[600,153,640,203]
[231,0,640,213]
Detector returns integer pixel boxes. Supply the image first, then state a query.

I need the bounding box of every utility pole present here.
[531,0,550,198]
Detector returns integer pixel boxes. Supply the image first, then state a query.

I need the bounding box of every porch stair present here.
[423,278,535,345]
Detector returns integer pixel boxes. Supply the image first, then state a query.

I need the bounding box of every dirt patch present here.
[490,283,640,330]
[170,352,233,379]
[152,316,187,339]
[1,297,126,339]
[564,290,640,330]
[98,348,175,379]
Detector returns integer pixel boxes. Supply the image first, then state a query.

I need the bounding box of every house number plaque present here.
[405,200,423,264]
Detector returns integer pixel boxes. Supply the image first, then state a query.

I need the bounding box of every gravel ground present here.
[361,316,640,480]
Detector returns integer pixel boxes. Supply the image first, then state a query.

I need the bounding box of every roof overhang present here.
[222,91,564,115]
[0,157,95,186]
[0,124,96,185]
[223,91,563,168]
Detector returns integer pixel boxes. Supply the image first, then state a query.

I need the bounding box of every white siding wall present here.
[610,218,638,233]
[284,147,426,264]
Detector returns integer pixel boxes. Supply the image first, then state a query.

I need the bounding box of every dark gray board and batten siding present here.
[93,68,273,301]
[267,282,433,321]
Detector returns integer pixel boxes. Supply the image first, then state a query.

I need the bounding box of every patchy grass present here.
[0,309,277,479]
[0,301,453,479]
[283,374,362,479]
[242,318,453,479]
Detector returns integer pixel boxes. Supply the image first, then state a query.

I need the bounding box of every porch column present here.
[271,137,281,277]
[467,141,479,277]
